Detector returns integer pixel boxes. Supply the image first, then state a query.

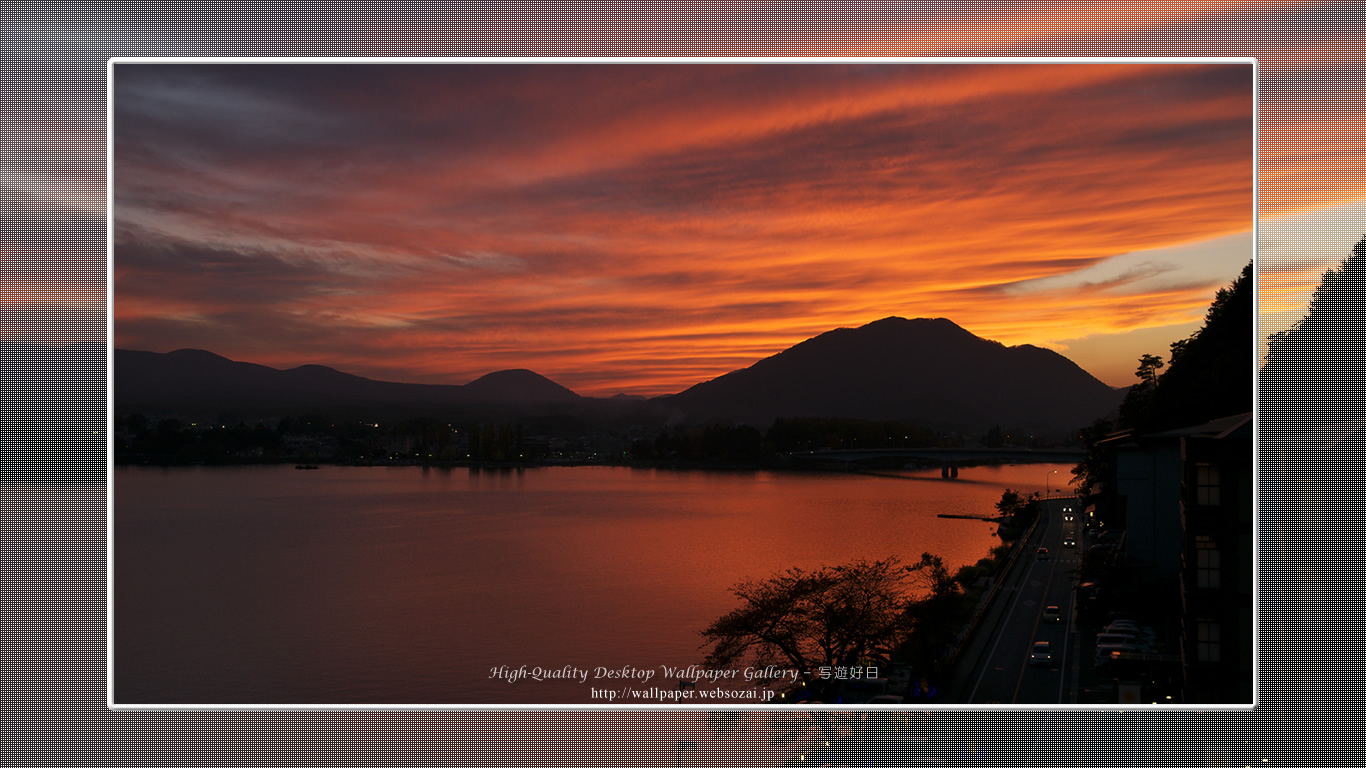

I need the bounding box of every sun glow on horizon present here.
[112,61,1255,398]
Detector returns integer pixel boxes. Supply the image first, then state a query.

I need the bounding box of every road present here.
[963,495,1086,704]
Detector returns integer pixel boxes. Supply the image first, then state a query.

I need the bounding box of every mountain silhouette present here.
[461,369,582,402]
[113,317,1122,433]
[114,348,580,413]
[663,317,1124,432]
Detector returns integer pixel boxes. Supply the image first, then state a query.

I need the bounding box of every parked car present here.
[1095,642,1144,664]
[1087,543,1117,561]
[1096,632,1149,651]
[1043,605,1062,622]
[1105,620,1156,636]
[1104,621,1152,637]
[1036,547,1050,560]
[1030,641,1053,666]
[1076,581,1103,614]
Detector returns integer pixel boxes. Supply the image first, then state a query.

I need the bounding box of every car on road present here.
[1043,605,1062,622]
[1064,512,1075,522]
[1029,641,1052,666]
[1063,535,1076,547]
[1036,547,1049,560]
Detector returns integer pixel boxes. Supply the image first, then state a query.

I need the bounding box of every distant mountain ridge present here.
[114,348,580,413]
[112,317,1123,432]
[663,317,1124,432]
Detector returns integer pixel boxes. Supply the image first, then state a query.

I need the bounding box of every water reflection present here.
[114,463,1070,704]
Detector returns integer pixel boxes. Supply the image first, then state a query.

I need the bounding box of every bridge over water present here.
[784,446,1085,474]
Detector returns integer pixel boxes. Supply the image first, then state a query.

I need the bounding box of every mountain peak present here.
[166,348,234,362]
[866,315,955,327]
[860,316,975,338]
[114,350,582,412]
[669,317,1120,431]
[462,369,581,402]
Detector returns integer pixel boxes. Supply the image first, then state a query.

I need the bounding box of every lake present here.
[113,462,1072,704]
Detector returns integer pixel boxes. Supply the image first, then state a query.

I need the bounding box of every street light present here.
[1044,469,1058,496]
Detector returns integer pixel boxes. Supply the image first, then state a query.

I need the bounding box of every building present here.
[1092,412,1254,702]
[1178,412,1254,702]
[1112,429,1185,581]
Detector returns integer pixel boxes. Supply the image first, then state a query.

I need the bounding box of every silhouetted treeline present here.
[116,410,992,466]
[1120,261,1253,432]
[115,413,281,463]
[629,423,767,462]
[627,417,953,463]
[465,422,528,461]
[993,488,1041,538]
[1264,237,1366,429]
[767,417,944,452]
[1071,261,1252,496]
[113,411,552,464]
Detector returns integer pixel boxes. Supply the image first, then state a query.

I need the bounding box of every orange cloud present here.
[113,62,1254,397]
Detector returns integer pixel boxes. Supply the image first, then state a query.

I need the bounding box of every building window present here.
[1196,536,1221,589]
[1196,463,1221,505]
[1197,620,1221,663]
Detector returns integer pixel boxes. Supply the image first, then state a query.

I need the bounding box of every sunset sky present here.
[112,61,1255,397]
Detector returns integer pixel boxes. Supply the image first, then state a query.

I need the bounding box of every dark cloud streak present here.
[112,61,1254,394]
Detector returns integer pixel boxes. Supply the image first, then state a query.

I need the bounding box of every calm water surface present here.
[114,463,1070,704]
